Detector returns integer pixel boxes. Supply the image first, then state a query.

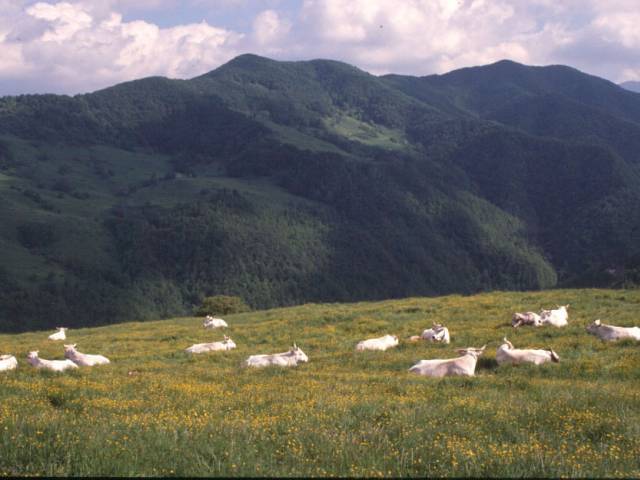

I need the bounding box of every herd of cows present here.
[1,307,639,376]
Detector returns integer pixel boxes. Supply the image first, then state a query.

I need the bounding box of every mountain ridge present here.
[1,54,639,332]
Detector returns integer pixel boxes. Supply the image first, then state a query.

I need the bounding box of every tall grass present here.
[1,289,639,477]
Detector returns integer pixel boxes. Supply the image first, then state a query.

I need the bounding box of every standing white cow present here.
[356,334,399,351]
[26,351,78,372]
[0,355,17,372]
[245,344,308,368]
[511,312,543,328]
[496,338,559,365]
[63,344,110,366]
[48,327,67,341]
[540,305,569,327]
[586,319,640,341]
[408,346,486,377]
[203,315,228,329]
[186,335,237,354]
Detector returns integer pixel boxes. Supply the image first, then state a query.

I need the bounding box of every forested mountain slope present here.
[1,55,639,331]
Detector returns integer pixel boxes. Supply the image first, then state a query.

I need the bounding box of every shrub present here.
[195,295,249,316]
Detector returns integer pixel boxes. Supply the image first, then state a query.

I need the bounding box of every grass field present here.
[1,289,639,477]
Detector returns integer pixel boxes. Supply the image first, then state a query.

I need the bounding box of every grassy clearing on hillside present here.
[1,289,639,477]
[324,113,410,150]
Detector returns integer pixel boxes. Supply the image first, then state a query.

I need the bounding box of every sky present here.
[0,0,639,96]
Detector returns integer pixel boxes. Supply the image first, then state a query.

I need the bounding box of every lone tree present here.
[195,295,250,316]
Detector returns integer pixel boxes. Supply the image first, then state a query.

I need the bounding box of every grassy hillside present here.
[1,290,639,477]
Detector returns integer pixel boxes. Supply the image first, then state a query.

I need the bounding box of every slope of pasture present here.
[0,289,639,477]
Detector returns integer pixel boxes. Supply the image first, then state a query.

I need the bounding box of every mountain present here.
[620,81,640,93]
[1,55,640,332]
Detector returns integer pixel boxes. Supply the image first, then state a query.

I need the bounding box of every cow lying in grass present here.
[0,355,17,372]
[409,323,450,343]
[586,319,640,341]
[27,351,78,372]
[409,346,485,377]
[203,316,228,329]
[496,337,559,365]
[186,335,237,354]
[48,327,67,341]
[245,344,308,367]
[540,305,569,327]
[356,334,399,351]
[512,312,542,328]
[63,344,110,366]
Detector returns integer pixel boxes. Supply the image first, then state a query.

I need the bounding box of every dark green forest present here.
[1,55,639,331]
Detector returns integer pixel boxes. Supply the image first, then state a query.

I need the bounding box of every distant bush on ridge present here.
[195,295,250,316]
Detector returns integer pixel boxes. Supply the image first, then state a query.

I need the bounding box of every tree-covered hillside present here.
[1,55,639,331]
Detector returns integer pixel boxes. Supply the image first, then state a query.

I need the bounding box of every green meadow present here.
[1,289,639,477]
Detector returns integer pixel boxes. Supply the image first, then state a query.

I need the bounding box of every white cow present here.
[186,335,237,354]
[422,323,450,343]
[356,334,399,351]
[496,337,559,365]
[203,315,228,329]
[26,351,78,372]
[63,344,110,366]
[512,312,543,328]
[586,319,640,341]
[0,355,17,372]
[540,305,569,327]
[408,346,486,377]
[245,344,308,368]
[48,327,67,341]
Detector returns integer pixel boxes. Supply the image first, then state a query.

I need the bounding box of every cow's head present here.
[291,343,308,363]
[501,337,514,349]
[63,344,77,352]
[456,345,486,358]
[547,349,560,362]
[586,319,602,333]
[27,350,39,359]
[223,336,236,349]
[432,326,448,341]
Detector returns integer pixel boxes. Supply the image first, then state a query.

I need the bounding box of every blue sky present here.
[0,0,638,96]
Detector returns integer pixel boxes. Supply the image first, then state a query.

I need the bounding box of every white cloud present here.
[0,0,639,95]
[252,9,290,47]
[0,1,242,94]
[591,12,640,49]
[284,0,639,81]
